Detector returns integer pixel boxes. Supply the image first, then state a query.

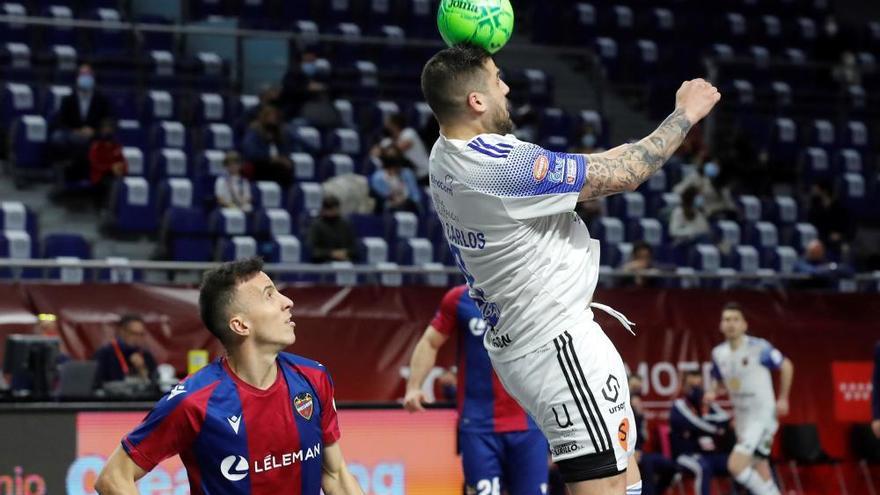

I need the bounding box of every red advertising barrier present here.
[2,284,879,462]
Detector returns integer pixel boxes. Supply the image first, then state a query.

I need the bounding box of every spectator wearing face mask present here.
[370,145,422,214]
[673,160,736,220]
[52,63,114,184]
[669,186,711,245]
[241,105,294,187]
[374,113,430,185]
[307,194,357,263]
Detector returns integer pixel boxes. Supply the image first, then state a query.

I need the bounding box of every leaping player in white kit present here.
[710,302,794,495]
[420,44,720,495]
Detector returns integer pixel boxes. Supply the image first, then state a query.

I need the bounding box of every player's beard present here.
[488,101,514,135]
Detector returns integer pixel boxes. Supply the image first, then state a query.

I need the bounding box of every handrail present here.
[1,257,876,282]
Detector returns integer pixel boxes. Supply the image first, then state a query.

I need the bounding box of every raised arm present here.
[321,442,365,495]
[775,357,794,417]
[579,79,721,201]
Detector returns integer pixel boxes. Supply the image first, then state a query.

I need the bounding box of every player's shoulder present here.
[465,133,529,160]
[746,335,771,349]
[444,284,469,301]
[279,352,330,375]
[156,360,225,409]
[711,342,727,356]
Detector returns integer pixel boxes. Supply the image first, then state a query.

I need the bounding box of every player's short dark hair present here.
[682,369,702,379]
[421,44,493,124]
[199,257,264,345]
[118,313,144,330]
[722,301,745,317]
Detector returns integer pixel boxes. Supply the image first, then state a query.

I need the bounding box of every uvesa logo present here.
[220,455,249,481]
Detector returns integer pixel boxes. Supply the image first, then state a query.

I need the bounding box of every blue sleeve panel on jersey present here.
[873,341,880,420]
[477,140,587,198]
[758,340,784,370]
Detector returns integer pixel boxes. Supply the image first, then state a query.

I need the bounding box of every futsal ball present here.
[437,0,515,54]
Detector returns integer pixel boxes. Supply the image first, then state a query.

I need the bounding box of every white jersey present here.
[711,336,784,419]
[428,133,599,362]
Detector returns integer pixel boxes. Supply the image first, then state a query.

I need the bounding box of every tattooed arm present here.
[579,79,721,201]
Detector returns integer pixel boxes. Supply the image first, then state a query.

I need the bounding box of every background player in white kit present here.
[420,44,720,495]
[709,302,794,495]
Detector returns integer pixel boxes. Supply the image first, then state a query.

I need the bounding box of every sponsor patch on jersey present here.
[294,392,314,420]
[565,158,577,184]
[533,155,549,181]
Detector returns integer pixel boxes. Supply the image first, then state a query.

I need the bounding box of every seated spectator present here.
[669,186,711,245]
[214,151,253,212]
[278,51,316,120]
[374,113,430,185]
[241,105,293,187]
[52,63,113,184]
[307,195,357,263]
[673,160,736,220]
[632,372,678,495]
[620,241,659,288]
[808,180,851,257]
[370,145,421,214]
[670,370,732,495]
[88,118,127,209]
[93,314,157,389]
[794,239,851,288]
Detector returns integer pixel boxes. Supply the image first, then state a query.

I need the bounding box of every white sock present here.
[735,467,767,495]
[761,477,780,495]
[625,480,642,495]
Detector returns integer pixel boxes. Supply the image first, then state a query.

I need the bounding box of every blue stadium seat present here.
[217,236,258,261]
[842,120,869,150]
[0,201,37,237]
[150,148,189,181]
[0,3,28,44]
[325,128,361,157]
[841,173,866,214]
[317,154,355,181]
[608,192,645,221]
[290,152,317,182]
[541,136,569,152]
[594,37,620,78]
[690,243,721,274]
[117,119,147,154]
[146,50,177,89]
[332,23,363,65]
[1,82,34,130]
[0,42,31,83]
[41,85,71,118]
[405,0,434,38]
[209,207,250,237]
[9,115,49,179]
[593,217,625,245]
[105,90,140,120]
[801,147,830,183]
[157,178,195,212]
[194,93,226,124]
[352,60,379,98]
[350,213,384,238]
[0,231,35,279]
[42,233,90,259]
[792,223,818,253]
[809,119,836,149]
[396,238,434,269]
[253,208,293,238]
[88,8,130,58]
[109,177,158,233]
[385,211,419,247]
[144,90,176,122]
[358,236,389,265]
[253,181,284,210]
[730,245,760,274]
[766,246,797,274]
[539,107,569,139]
[738,195,762,224]
[834,149,863,175]
[289,125,323,155]
[201,123,235,151]
[151,121,187,150]
[139,16,175,51]
[287,182,323,217]
[162,207,212,261]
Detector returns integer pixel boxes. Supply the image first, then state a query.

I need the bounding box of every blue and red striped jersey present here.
[431,285,538,433]
[122,353,340,494]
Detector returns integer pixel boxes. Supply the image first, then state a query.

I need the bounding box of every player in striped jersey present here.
[95,258,363,495]
[404,285,548,495]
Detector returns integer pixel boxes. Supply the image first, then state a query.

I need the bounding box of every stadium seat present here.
[325,128,361,157]
[151,148,189,181]
[253,208,292,238]
[42,233,90,261]
[318,154,355,181]
[253,181,283,210]
[714,220,742,247]
[385,211,419,247]
[151,121,187,150]
[201,123,234,151]
[217,236,258,261]
[0,231,34,279]
[810,119,836,149]
[802,147,830,183]
[41,85,71,118]
[157,178,195,212]
[9,115,49,180]
[835,149,863,175]
[1,82,34,129]
[194,93,226,124]
[210,208,249,236]
[290,153,317,182]
[145,90,175,122]
[0,201,37,236]
[738,195,762,224]
[287,182,323,217]
[109,177,158,233]
[0,3,28,44]
[350,213,385,238]
[792,223,818,253]
[358,236,389,264]
[396,237,434,267]
[290,125,322,155]
[593,218,625,245]
[162,207,212,262]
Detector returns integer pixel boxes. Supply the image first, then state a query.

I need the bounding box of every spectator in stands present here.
[832,51,861,87]
[52,63,113,184]
[214,151,253,212]
[307,194,357,263]
[669,186,711,245]
[370,145,421,214]
[673,160,737,220]
[620,241,658,288]
[808,180,850,256]
[88,118,127,209]
[669,370,732,495]
[278,51,316,120]
[511,104,538,143]
[242,105,294,187]
[794,239,843,288]
[93,314,157,388]
[630,373,678,495]
[375,113,430,185]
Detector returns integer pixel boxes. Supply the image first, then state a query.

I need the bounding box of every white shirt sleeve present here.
[464,139,588,220]
[215,176,230,204]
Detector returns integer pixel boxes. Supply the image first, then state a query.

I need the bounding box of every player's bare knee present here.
[727,451,750,474]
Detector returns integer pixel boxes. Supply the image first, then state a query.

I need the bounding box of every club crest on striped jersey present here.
[294,392,314,420]
[533,155,549,181]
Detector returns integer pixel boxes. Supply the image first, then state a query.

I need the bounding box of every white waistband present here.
[589,302,636,336]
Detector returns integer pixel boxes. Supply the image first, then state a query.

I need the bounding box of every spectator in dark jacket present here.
[93,314,157,389]
[307,195,357,263]
[52,63,113,183]
[241,105,294,187]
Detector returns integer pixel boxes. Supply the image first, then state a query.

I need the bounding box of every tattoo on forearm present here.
[582,108,692,199]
